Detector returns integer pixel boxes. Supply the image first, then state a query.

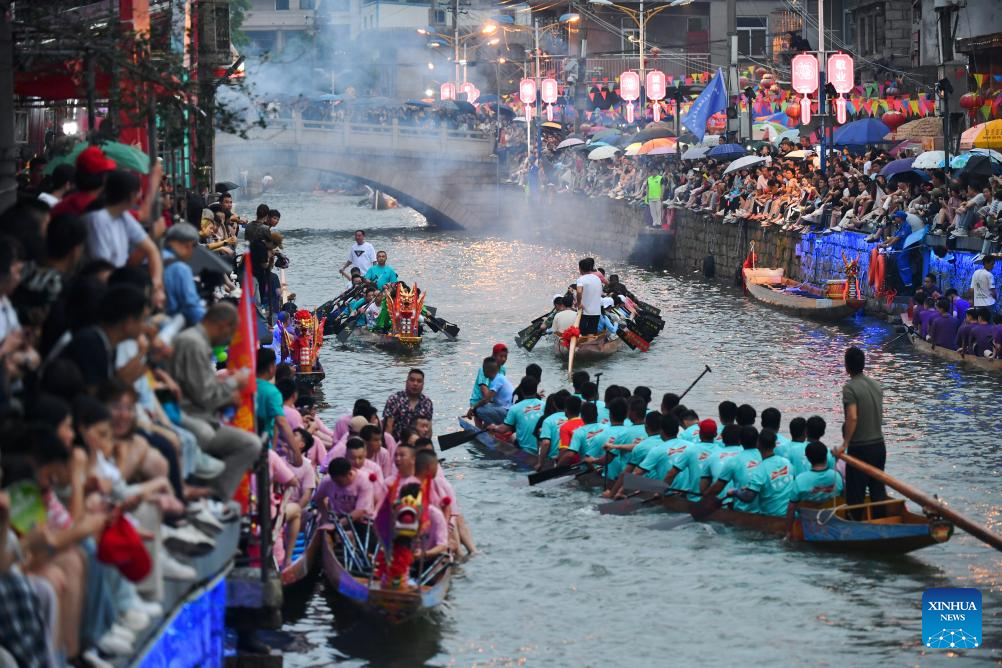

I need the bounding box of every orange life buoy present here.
[867,247,879,287]
[874,253,886,291]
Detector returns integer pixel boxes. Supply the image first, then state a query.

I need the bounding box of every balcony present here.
[243,8,315,31]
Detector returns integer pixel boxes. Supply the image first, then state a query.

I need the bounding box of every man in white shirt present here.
[575,257,604,335]
[38,164,74,207]
[970,256,997,309]
[551,295,577,334]
[340,229,376,278]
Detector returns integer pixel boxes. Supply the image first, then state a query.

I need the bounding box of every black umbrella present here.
[215,181,239,193]
[187,245,232,275]
[959,155,993,180]
[629,127,677,144]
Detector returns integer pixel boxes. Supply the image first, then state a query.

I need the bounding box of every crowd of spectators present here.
[0,145,296,667]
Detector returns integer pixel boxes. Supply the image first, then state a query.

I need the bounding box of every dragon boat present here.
[352,282,425,350]
[900,314,1002,374]
[742,253,866,321]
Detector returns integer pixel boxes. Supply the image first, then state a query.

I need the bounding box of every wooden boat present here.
[354,326,422,351]
[320,529,451,624]
[743,268,865,320]
[900,314,1002,374]
[457,418,608,488]
[280,520,321,589]
[553,333,622,361]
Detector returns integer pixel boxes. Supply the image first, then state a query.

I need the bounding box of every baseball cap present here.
[349,416,369,433]
[698,418,717,439]
[892,210,907,220]
[601,296,614,308]
[492,343,508,355]
[165,222,199,243]
[76,146,116,174]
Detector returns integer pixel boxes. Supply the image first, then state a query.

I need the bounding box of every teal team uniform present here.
[679,423,699,442]
[593,424,630,479]
[639,438,691,486]
[789,469,843,504]
[255,378,284,440]
[469,364,506,406]
[502,398,544,454]
[720,449,762,512]
[348,297,367,325]
[629,434,666,467]
[672,441,718,500]
[776,440,836,476]
[594,400,609,424]
[610,425,648,475]
[570,423,609,459]
[539,411,567,459]
[363,263,398,289]
[705,445,742,498]
[746,455,794,516]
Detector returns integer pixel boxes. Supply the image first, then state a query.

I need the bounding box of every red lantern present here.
[754,67,767,78]
[882,110,906,130]
[739,76,750,88]
[959,93,983,110]
[785,103,801,120]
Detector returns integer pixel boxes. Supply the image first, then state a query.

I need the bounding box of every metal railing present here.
[530,52,713,82]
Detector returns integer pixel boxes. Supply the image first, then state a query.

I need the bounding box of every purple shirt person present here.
[929,312,960,349]
[948,292,970,323]
[917,304,938,339]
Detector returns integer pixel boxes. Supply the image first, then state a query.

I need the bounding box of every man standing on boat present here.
[384,368,434,441]
[364,250,398,289]
[575,258,604,336]
[834,347,888,519]
[340,229,377,280]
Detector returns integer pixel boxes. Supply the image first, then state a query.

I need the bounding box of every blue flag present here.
[681,68,729,142]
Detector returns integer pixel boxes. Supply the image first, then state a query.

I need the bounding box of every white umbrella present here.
[912,150,946,170]
[723,155,768,174]
[681,146,709,160]
[773,129,800,146]
[557,137,585,149]
[588,145,620,160]
[785,149,815,159]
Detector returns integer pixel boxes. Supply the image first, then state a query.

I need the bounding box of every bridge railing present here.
[247,113,495,161]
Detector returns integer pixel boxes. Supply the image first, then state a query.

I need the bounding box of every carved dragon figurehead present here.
[841,251,861,280]
[388,283,425,343]
[393,487,423,539]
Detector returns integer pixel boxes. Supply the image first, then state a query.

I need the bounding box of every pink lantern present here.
[460,82,479,104]
[791,54,819,126]
[646,70,667,121]
[541,78,558,121]
[519,78,537,123]
[620,71,640,123]
[440,82,456,101]
[827,53,854,125]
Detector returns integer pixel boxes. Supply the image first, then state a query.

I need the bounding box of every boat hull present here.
[354,327,422,351]
[553,334,622,361]
[743,268,865,321]
[320,530,451,624]
[281,524,320,589]
[901,314,1002,374]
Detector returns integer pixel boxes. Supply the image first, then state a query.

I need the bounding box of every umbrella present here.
[591,129,621,143]
[188,245,232,275]
[638,138,677,155]
[879,158,917,179]
[681,146,710,160]
[773,129,801,146]
[911,150,946,170]
[752,122,786,141]
[784,149,814,159]
[44,140,151,175]
[405,99,433,107]
[630,126,676,144]
[556,137,585,149]
[706,143,748,160]
[215,181,240,193]
[541,121,563,130]
[959,120,1002,150]
[585,125,608,135]
[950,149,1002,170]
[588,145,620,160]
[723,155,768,174]
[832,118,891,145]
[624,142,643,156]
[477,93,500,103]
[956,155,994,180]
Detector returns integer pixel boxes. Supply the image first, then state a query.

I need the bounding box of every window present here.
[621,24,639,52]
[687,16,708,33]
[275,0,289,10]
[214,6,230,52]
[857,16,866,54]
[737,17,767,57]
[432,9,446,23]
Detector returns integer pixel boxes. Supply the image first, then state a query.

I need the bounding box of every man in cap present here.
[52,146,116,216]
[467,343,508,413]
[162,222,206,325]
[879,210,922,291]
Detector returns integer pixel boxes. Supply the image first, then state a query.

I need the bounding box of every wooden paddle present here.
[566,309,583,381]
[837,452,1002,552]
[437,427,488,451]
[677,364,712,401]
[527,461,589,486]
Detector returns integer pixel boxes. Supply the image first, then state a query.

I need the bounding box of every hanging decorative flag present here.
[791,53,819,126]
[541,78,558,121]
[620,71,640,123]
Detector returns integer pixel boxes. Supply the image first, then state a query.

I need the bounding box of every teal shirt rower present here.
[629,434,666,467]
[672,441,718,500]
[363,263,398,289]
[502,398,544,454]
[592,424,629,479]
[255,378,284,441]
[721,449,762,512]
[470,364,506,406]
[679,423,699,442]
[746,454,794,516]
[639,438,690,486]
[571,423,609,459]
[777,440,836,476]
[789,469,843,504]
[539,411,567,459]
[705,445,742,498]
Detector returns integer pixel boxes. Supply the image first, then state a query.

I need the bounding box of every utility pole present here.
[818,0,826,177]
[0,1,15,211]
[534,18,542,157]
[639,1,645,112]
[453,0,460,86]
[936,4,958,167]
[726,0,738,140]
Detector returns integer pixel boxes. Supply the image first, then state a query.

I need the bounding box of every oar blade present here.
[437,428,485,451]
[690,494,723,521]
[622,473,667,494]
[527,462,586,486]
[597,497,644,515]
[648,516,695,531]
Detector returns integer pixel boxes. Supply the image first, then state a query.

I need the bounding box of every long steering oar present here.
[437,427,488,451]
[837,452,1002,552]
[566,309,584,381]
[528,460,590,486]
[678,364,712,401]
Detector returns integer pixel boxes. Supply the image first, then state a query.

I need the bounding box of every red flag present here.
[228,253,258,510]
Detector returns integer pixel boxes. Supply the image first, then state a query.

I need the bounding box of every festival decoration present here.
[791,54,819,125]
[440,82,455,101]
[387,283,425,346]
[646,70,666,122]
[541,77,558,121]
[827,53,854,125]
[460,82,479,104]
[785,103,801,120]
[619,71,640,123]
[519,78,536,123]
[882,110,906,131]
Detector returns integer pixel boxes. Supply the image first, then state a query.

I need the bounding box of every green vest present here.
[646,175,664,202]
